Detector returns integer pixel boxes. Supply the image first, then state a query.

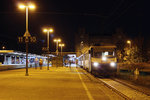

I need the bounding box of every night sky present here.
[0,0,146,54]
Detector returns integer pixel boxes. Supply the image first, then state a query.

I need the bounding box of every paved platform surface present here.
[0,67,124,100]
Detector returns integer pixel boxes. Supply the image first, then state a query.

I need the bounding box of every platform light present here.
[42,27,54,70]
[59,43,65,56]
[127,40,132,48]
[18,3,35,10]
[19,4,26,9]
[127,40,131,44]
[29,4,35,9]
[54,39,61,42]
[58,39,61,42]
[54,38,61,55]
[43,29,48,32]
[59,44,65,47]
[2,46,5,50]
[49,28,54,33]
[18,2,36,76]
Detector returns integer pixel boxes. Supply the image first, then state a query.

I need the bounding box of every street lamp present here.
[18,2,35,76]
[43,28,54,51]
[127,40,131,48]
[54,39,61,55]
[43,28,54,70]
[19,3,35,36]
[2,46,6,50]
[59,43,65,56]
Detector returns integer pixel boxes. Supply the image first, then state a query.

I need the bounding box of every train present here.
[77,45,117,76]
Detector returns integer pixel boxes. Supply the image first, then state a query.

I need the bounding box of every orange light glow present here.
[127,40,131,44]
[54,39,61,42]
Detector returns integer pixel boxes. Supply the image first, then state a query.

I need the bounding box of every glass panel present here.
[94,52,102,58]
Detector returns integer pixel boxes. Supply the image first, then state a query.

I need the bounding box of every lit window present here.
[104,52,108,56]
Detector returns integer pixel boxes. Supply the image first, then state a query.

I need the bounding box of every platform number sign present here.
[18,36,36,43]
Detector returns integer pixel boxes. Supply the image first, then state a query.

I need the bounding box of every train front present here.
[91,46,117,76]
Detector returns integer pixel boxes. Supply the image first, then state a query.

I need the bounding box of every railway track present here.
[98,78,150,100]
[111,78,150,96]
[78,68,150,100]
[98,78,131,100]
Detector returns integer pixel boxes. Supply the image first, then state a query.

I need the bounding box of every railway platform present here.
[0,66,150,100]
[0,66,123,100]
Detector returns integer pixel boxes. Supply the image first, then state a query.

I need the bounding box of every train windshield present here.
[94,52,102,58]
[93,51,114,58]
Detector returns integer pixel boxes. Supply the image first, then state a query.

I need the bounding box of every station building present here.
[0,50,47,66]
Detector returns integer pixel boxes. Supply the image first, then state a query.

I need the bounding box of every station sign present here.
[18,36,36,43]
[42,47,50,54]
[42,47,48,51]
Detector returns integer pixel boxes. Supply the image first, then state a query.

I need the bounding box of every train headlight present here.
[93,62,99,67]
[110,62,116,67]
[102,56,107,61]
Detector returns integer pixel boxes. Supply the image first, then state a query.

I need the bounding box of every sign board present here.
[42,47,48,51]
[18,36,36,43]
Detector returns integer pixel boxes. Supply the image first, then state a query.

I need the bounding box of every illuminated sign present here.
[18,36,36,43]
[0,50,14,53]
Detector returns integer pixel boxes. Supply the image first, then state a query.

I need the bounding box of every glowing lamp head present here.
[18,3,35,10]
[93,62,99,67]
[43,28,53,33]
[2,46,5,50]
[54,39,61,42]
[59,44,65,47]
[29,4,36,9]
[43,29,48,32]
[102,56,107,61]
[54,39,57,42]
[58,39,61,42]
[19,4,26,9]
[62,44,65,46]
[127,40,131,44]
[49,28,54,33]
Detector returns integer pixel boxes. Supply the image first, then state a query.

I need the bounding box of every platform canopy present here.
[0,50,14,53]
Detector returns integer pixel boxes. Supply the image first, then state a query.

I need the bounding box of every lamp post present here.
[18,3,35,76]
[54,39,61,55]
[43,28,54,70]
[59,43,65,56]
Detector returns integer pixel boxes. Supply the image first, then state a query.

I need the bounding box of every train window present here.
[91,48,93,57]
[109,52,113,55]
[30,58,34,63]
[104,52,108,56]
[102,51,114,56]
[0,55,4,64]
[94,52,102,58]
[102,51,108,56]
[12,57,15,64]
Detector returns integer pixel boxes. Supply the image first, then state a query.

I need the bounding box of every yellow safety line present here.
[76,68,94,100]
